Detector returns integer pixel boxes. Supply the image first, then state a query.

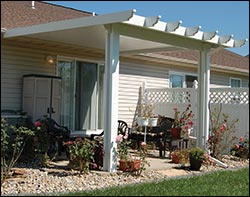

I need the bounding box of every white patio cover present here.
[3,9,247,172]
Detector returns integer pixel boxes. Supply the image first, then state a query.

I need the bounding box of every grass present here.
[62,167,249,196]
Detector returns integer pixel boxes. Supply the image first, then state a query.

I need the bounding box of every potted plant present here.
[137,103,158,127]
[148,115,159,127]
[116,134,149,175]
[171,148,189,165]
[171,104,194,139]
[188,147,207,171]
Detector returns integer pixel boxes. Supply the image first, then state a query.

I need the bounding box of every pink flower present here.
[65,141,73,146]
[141,142,147,147]
[220,124,226,131]
[239,136,244,142]
[234,144,239,149]
[187,121,194,126]
[34,121,41,127]
[116,134,123,142]
[123,133,128,140]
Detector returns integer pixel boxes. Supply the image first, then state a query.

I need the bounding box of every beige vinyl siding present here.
[1,39,104,112]
[242,79,249,87]
[2,39,248,128]
[1,45,56,110]
[210,73,249,88]
[210,74,230,88]
[118,62,170,126]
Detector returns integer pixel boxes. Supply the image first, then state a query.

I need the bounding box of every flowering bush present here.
[33,118,52,166]
[64,138,96,173]
[33,119,50,154]
[231,135,249,159]
[116,133,131,161]
[207,105,238,159]
[137,142,150,175]
[171,148,189,165]
[172,104,194,136]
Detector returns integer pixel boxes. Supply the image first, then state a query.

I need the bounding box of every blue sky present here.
[45,1,249,56]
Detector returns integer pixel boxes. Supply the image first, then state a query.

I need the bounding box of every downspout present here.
[209,156,228,168]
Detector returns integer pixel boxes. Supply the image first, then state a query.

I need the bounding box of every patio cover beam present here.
[113,23,208,51]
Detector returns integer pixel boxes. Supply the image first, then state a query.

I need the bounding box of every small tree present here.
[207,104,238,159]
[1,118,35,183]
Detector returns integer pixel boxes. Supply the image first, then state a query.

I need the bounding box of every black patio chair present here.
[89,120,129,140]
[43,118,71,159]
[118,120,129,136]
[129,116,175,157]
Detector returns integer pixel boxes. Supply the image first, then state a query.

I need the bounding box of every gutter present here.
[1,28,7,37]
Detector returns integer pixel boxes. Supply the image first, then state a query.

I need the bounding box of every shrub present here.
[89,139,104,170]
[171,148,189,165]
[1,118,35,183]
[207,104,238,159]
[231,135,249,159]
[64,138,96,173]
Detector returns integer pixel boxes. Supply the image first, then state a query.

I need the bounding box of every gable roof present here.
[1,1,249,73]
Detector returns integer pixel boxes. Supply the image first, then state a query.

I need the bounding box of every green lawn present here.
[62,167,249,196]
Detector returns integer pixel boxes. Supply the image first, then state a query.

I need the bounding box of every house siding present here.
[1,39,102,112]
[1,40,249,127]
[1,44,56,110]
[210,73,249,88]
[119,62,170,126]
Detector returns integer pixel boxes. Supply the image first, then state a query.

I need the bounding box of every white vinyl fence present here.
[143,82,249,141]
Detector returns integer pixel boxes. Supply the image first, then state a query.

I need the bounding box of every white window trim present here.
[169,71,197,88]
[169,71,185,88]
[229,77,242,87]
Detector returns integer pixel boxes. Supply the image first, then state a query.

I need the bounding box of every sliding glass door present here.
[58,59,104,132]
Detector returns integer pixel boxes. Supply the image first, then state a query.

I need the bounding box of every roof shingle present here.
[1,1,92,29]
[156,49,249,71]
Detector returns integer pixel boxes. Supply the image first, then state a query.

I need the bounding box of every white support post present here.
[103,24,120,172]
[197,46,210,149]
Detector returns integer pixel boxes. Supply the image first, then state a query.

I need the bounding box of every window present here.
[170,74,184,88]
[170,72,197,88]
[230,78,241,87]
[186,75,198,88]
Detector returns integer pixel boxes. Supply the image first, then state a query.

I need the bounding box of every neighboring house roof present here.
[1,1,249,73]
[1,1,93,29]
[153,49,249,71]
